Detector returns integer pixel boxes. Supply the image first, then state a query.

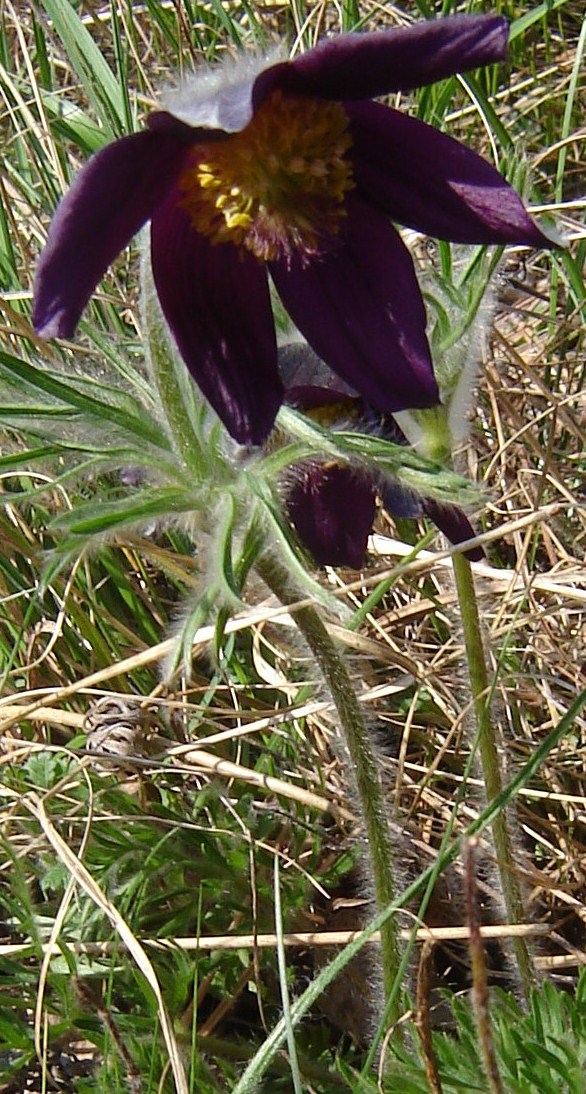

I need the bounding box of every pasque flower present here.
[280,343,484,569]
[33,15,550,445]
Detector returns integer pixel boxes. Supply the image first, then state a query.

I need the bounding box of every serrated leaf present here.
[0,351,168,450]
[0,403,76,419]
[0,445,66,470]
[50,486,199,536]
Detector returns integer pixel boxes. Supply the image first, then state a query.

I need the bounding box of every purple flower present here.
[33,15,549,446]
[281,344,484,569]
[286,460,377,570]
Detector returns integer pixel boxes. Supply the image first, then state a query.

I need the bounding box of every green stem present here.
[256,553,401,1025]
[452,552,535,1001]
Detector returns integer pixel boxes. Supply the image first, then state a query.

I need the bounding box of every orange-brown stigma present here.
[178,90,354,262]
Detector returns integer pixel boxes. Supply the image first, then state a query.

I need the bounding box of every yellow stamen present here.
[178,90,354,261]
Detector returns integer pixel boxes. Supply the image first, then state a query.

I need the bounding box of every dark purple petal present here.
[286,463,375,568]
[381,482,424,520]
[422,498,484,561]
[348,103,550,247]
[254,16,508,105]
[33,132,190,339]
[270,197,439,415]
[382,479,483,559]
[151,191,281,445]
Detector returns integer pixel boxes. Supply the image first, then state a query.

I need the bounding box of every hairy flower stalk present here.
[453,553,535,1001]
[256,552,401,1026]
[397,242,540,999]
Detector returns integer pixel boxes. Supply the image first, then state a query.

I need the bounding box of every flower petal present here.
[33,131,190,339]
[422,498,484,561]
[254,15,508,104]
[286,463,375,568]
[270,197,439,414]
[382,480,483,559]
[151,191,281,445]
[381,482,424,520]
[349,103,550,247]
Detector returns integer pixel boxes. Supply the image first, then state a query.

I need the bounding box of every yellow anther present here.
[225,211,253,230]
[178,91,354,260]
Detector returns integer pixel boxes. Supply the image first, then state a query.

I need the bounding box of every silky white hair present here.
[161,46,285,133]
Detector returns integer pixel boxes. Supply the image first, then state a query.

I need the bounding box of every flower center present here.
[178,91,354,262]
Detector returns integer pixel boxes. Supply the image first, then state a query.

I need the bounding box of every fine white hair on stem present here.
[161,46,285,132]
[447,280,497,446]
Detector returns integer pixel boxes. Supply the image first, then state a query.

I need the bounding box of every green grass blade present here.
[509,0,575,42]
[39,0,127,138]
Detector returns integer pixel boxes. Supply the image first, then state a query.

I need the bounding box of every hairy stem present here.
[452,552,535,1001]
[256,553,401,1025]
